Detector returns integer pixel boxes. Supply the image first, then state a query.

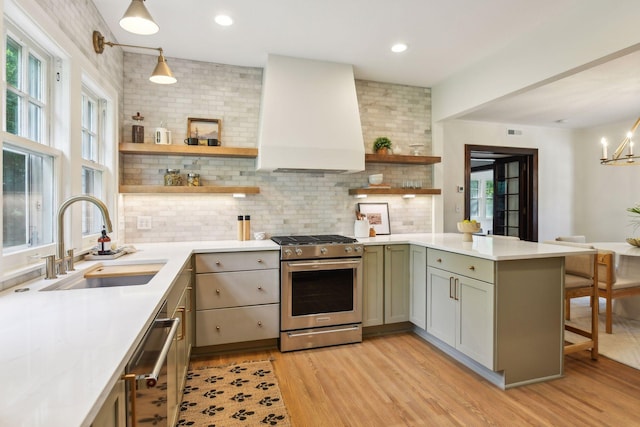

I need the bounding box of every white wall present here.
[574,116,640,242]
[442,120,575,242]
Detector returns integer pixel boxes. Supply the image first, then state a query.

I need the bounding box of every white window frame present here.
[5,21,48,144]
[2,18,59,272]
[80,86,107,236]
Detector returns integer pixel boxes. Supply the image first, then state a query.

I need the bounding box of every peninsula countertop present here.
[0,234,592,427]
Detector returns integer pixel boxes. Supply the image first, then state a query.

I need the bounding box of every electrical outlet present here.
[137,216,152,230]
[456,185,464,193]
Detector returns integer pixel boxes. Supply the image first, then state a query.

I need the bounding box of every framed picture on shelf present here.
[358,202,390,235]
[187,117,221,146]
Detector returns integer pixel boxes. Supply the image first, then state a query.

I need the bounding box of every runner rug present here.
[176,360,291,426]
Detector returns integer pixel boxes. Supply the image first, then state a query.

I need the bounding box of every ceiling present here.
[91,0,639,130]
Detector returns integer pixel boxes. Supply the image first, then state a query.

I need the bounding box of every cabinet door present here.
[409,245,427,329]
[362,245,384,327]
[456,275,494,369]
[426,266,456,346]
[90,378,126,427]
[384,244,410,324]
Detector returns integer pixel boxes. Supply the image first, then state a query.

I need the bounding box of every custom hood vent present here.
[257,55,365,173]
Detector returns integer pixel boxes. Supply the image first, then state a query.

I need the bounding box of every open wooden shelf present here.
[119,185,260,194]
[119,143,258,158]
[348,188,441,196]
[365,153,441,165]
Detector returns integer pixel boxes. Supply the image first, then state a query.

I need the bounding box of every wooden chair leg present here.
[566,298,571,321]
[606,296,613,334]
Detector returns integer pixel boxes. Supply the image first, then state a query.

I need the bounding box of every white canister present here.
[354,219,370,238]
[154,128,172,145]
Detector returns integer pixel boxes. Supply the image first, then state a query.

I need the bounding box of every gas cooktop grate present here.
[271,234,357,245]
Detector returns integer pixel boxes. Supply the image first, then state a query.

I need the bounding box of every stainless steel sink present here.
[41,263,163,291]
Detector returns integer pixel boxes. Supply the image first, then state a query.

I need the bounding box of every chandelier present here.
[600,117,640,165]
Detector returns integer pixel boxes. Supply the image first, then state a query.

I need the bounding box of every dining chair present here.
[596,250,640,334]
[545,240,598,359]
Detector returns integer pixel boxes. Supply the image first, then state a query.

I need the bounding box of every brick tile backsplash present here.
[122,56,434,242]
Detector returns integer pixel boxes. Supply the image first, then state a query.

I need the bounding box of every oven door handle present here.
[286,260,362,270]
[142,317,180,387]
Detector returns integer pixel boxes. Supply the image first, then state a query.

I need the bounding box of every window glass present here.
[28,54,42,99]
[485,180,494,219]
[6,37,19,87]
[81,92,99,162]
[81,167,103,235]
[2,146,54,251]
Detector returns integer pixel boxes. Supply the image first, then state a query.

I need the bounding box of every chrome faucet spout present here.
[57,195,113,260]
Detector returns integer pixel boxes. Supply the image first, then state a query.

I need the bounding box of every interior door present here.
[465,145,538,241]
[493,156,530,238]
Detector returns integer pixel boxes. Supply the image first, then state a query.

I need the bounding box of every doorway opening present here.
[464,145,538,241]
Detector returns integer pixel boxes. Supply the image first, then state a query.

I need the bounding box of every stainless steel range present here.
[271,235,364,352]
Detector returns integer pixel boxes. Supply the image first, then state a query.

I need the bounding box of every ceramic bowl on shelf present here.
[457,221,481,242]
[368,174,383,185]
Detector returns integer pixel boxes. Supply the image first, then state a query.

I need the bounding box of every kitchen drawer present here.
[427,249,494,283]
[196,304,279,346]
[196,269,279,310]
[195,251,279,273]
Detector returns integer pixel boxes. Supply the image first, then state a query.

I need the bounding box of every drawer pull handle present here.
[257,321,262,327]
[257,259,263,263]
[215,261,221,265]
[216,325,220,330]
[257,286,263,290]
[437,258,442,263]
[216,289,221,294]
[468,265,475,271]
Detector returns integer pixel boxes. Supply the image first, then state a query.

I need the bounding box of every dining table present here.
[592,242,640,320]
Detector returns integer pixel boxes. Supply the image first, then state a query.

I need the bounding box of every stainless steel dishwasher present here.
[123,301,179,427]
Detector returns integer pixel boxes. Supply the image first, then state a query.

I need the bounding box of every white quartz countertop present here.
[0,240,278,427]
[358,233,595,260]
[0,234,590,427]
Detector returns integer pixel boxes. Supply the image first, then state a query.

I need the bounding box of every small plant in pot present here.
[373,137,392,155]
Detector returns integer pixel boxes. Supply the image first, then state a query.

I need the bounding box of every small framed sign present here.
[187,117,221,145]
[358,202,390,235]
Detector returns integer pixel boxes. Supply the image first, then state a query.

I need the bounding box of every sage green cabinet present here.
[90,377,126,427]
[409,245,427,329]
[362,244,409,327]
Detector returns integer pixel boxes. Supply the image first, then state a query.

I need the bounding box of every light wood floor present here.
[190,332,640,426]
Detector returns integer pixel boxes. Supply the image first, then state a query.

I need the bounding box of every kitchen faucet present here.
[45,195,113,279]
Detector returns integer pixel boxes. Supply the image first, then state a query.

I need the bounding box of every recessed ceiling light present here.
[215,15,233,26]
[391,43,408,53]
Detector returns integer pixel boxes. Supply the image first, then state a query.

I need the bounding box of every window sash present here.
[2,144,54,252]
[5,32,48,144]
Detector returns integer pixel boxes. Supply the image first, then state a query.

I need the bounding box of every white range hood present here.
[257,54,365,173]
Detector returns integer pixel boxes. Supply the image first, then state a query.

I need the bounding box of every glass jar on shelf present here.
[187,173,200,187]
[164,169,182,186]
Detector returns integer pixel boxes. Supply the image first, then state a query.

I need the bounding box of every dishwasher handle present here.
[144,317,180,387]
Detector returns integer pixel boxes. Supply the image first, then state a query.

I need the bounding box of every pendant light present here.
[93,31,177,84]
[119,0,159,35]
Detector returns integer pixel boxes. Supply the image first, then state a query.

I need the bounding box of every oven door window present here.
[291,269,354,316]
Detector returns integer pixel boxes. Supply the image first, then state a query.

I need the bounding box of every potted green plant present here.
[373,137,392,155]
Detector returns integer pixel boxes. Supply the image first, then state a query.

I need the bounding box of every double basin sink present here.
[41,263,165,291]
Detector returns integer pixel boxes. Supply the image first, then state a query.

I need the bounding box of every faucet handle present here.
[66,248,75,272]
[42,255,57,280]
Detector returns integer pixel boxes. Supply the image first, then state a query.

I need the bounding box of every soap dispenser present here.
[97,225,111,255]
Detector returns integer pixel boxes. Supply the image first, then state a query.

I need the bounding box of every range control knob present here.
[354,246,363,253]
[345,246,353,253]
[320,247,328,254]
[295,248,303,256]
[284,249,292,257]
